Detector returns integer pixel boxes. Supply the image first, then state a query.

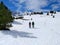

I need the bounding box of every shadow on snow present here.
[1,30,37,38]
[13,21,22,25]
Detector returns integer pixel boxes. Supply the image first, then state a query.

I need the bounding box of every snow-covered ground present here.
[0,12,60,45]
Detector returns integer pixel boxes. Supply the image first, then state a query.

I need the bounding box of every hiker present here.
[53,15,55,18]
[32,21,34,28]
[29,22,31,28]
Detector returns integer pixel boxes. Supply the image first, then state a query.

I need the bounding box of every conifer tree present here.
[0,1,14,30]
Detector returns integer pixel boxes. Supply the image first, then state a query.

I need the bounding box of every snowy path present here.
[0,13,60,45]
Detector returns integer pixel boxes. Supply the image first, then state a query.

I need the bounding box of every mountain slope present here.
[0,12,60,45]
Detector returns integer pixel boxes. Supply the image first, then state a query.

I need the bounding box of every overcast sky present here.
[0,0,60,12]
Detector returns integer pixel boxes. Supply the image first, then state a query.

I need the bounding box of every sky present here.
[0,0,60,12]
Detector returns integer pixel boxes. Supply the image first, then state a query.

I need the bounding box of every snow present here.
[0,12,60,45]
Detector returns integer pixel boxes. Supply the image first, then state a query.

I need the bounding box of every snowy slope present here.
[0,12,60,45]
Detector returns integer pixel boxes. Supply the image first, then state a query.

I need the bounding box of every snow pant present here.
[29,22,31,28]
[32,25,34,28]
[32,22,34,28]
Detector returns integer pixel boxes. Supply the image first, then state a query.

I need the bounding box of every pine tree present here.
[0,1,14,30]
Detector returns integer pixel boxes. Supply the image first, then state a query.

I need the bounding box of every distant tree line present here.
[31,12,43,15]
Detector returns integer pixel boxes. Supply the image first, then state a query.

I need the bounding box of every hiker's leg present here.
[32,25,34,28]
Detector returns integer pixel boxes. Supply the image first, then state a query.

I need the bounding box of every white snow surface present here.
[0,12,60,45]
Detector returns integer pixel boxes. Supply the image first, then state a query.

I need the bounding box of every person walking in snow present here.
[29,18,32,28]
[53,15,55,18]
[32,21,34,28]
[29,22,31,28]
